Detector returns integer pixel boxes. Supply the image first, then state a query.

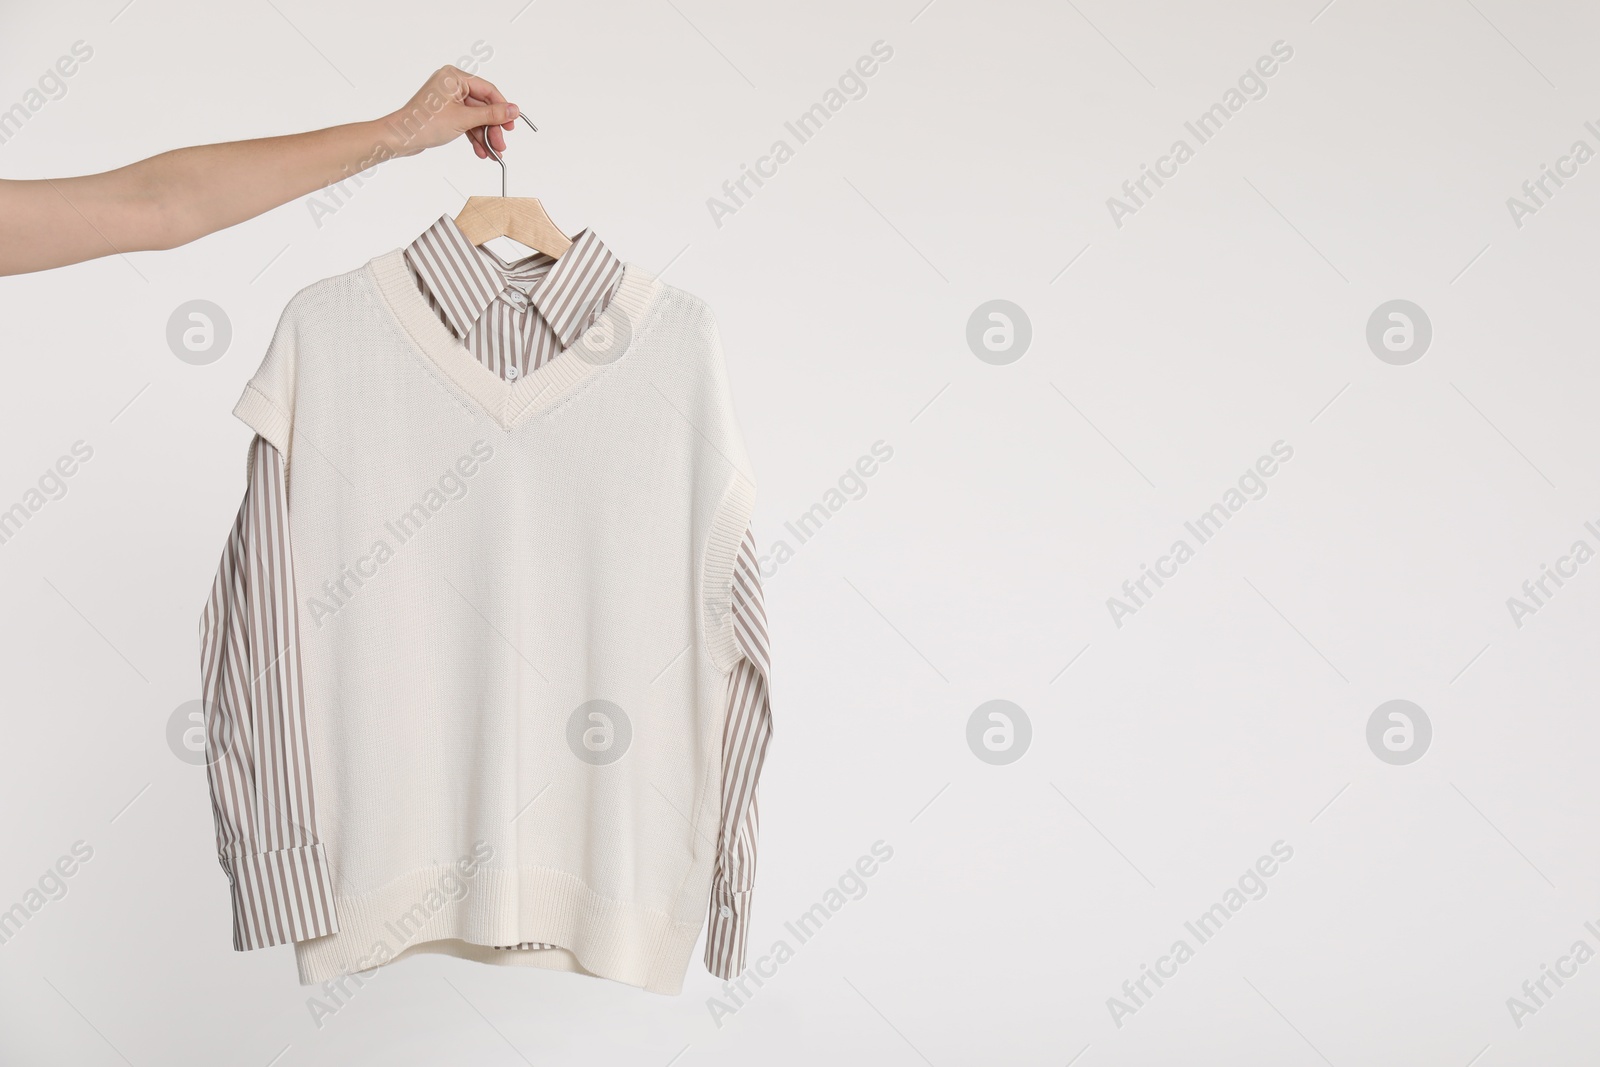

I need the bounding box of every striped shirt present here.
[403,217,625,381]
[199,216,771,981]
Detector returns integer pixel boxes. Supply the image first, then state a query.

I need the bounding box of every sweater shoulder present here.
[632,277,753,483]
[275,258,382,325]
[232,260,381,460]
[641,278,718,336]
[635,280,729,377]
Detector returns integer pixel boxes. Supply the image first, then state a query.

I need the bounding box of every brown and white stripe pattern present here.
[201,220,773,976]
[404,216,625,380]
[704,527,773,979]
[199,436,339,950]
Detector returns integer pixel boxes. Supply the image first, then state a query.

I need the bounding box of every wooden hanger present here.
[453,114,573,258]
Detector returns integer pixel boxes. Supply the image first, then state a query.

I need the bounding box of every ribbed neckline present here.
[367,247,660,430]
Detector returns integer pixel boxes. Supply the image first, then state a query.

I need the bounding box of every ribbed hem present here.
[702,474,757,672]
[233,384,293,467]
[294,865,702,996]
[222,843,339,950]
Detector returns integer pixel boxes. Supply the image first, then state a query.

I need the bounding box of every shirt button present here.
[719,904,733,919]
[506,365,520,381]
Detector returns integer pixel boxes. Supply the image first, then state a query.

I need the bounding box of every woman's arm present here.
[0,66,519,277]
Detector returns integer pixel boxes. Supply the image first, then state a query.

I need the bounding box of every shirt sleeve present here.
[198,435,338,950]
[704,525,772,979]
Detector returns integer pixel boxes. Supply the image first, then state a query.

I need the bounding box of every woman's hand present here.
[381,66,521,160]
[0,64,525,275]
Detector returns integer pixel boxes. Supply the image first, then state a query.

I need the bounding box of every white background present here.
[2,0,1599,1063]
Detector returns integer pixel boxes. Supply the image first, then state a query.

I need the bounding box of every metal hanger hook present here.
[482,113,538,198]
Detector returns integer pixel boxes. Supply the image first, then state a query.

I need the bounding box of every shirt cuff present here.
[219,843,339,950]
[704,883,754,979]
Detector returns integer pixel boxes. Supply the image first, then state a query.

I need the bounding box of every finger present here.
[464,75,519,133]
[460,96,490,153]
[464,99,508,154]
[461,74,506,105]
[462,74,509,119]
[458,101,517,150]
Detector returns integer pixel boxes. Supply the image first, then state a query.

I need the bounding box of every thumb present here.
[454,101,519,133]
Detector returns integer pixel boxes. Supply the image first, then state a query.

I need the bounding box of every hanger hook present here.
[482,114,538,198]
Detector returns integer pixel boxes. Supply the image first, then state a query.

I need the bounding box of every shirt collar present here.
[403,215,623,349]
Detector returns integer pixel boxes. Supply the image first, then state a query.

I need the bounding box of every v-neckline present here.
[368,248,659,430]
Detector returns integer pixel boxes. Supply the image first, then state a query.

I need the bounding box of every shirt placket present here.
[492,284,534,381]
[499,265,552,381]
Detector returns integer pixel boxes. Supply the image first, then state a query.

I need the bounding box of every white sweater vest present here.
[233,250,756,995]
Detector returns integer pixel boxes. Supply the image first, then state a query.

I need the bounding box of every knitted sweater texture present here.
[232,251,755,994]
